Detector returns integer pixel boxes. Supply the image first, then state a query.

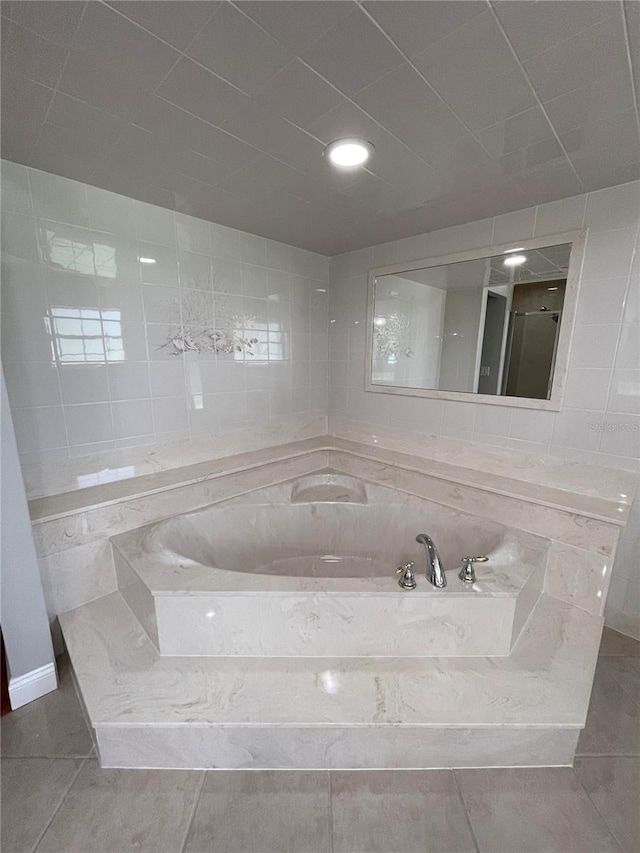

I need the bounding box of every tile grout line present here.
[452,769,482,853]
[178,769,206,853]
[571,758,629,853]
[327,769,334,853]
[30,756,87,853]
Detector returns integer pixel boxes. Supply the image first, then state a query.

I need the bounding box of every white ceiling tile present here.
[498,138,567,178]
[56,2,180,118]
[221,101,324,171]
[156,57,250,126]
[547,71,637,148]
[413,9,524,88]
[301,7,405,97]
[1,0,83,47]
[1,74,53,162]
[187,3,293,96]
[363,0,486,60]
[255,60,344,128]
[352,63,480,166]
[561,109,640,165]
[131,97,260,171]
[106,1,217,51]
[47,92,130,147]
[512,160,584,206]
[477,108,557,158]
[236,1,355,54]
[2,0,637,254]
[494,0,616,63]
[523,14,630,103]
[411,11,537,133]
[1,18,68,88]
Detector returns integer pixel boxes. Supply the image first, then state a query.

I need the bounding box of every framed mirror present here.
[365,230,586,410]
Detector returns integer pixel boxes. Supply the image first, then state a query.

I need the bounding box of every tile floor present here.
[1,626,638,853]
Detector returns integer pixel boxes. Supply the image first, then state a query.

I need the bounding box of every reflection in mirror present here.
[371,243,572,402]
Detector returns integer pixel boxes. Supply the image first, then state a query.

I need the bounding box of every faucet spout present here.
[416,533,446,588]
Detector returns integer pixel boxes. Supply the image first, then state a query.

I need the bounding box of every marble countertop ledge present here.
[30,435,636,526]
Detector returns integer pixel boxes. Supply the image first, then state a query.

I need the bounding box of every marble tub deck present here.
[40,428,637,770]
[59,590,601,769]
[110,472,549,658]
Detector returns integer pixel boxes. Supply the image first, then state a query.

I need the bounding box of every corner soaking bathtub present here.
[112,471,548,658]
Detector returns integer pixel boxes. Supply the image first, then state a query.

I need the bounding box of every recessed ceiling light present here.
[503,254,527,267]
[547,286,559,291]
[323,138,374,168]
[138,256,156,264]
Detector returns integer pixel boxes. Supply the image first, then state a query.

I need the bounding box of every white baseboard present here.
[8,662,57,710]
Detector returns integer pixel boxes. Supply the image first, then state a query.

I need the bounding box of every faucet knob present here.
[396,561,416,589]
[458,556,488,584]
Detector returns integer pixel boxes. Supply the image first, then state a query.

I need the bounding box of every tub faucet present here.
[416,534,446,588]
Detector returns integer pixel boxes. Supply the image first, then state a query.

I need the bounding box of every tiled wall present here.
[328,180,640,637]
[1,160,638,636]
[1,161,329,466]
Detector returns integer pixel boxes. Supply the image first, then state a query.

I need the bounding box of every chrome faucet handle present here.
[458,555,488,584]
[396,561,416,590]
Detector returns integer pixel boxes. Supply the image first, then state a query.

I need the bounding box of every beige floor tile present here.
[0,758,82,853]
[574,756,640,853]
[456,767,622,852]
[577,658,640,755]
[35,760,203,853]
[183,770,331,853]
[330,769,476,853]
[1,658,93,758]
[608,657,640,701]
[599,628,640,657]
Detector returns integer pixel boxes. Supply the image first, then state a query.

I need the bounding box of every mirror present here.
[366,232,585,410]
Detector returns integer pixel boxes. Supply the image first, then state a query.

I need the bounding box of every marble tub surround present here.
[59,590,597,769]
[31,433,635,621]
[36,451,330,617]
[47,437,635,767]
[111,474,548,656]
[328,418,637,519]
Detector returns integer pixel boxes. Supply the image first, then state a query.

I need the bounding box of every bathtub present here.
[112,471,548,657]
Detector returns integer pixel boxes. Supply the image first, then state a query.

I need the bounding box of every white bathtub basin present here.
[112,471,548,657]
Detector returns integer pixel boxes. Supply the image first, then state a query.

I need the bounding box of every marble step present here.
[59,591,602,769]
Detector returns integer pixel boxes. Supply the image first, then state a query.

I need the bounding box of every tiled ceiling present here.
[2,0,639,255]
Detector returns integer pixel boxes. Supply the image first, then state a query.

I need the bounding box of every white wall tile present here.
[86,184,136,236]
[492,207,536,244]
[509,408,555,444]
[585,181,640,233]
[59,364,109,404]
[607,370,640,416]
[569,324,620,369]
[30,170,88,226]
[106,362,151,401]
[3,362,61,408]
[562,368,611,411]
[64,402,114,444]
[151,395,189,431]
[111,398,154,439]
[176,212,210,254]
[10,405,67,454]
[533,194,586,236]
[134,200,175,246]
[1,160,32,215]
[551,408,603,451]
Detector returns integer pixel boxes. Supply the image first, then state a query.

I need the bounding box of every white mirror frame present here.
[365,229,587,411]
